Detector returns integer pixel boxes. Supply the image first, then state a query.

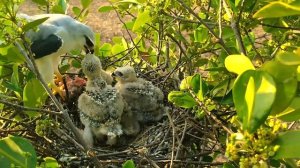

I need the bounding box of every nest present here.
[0,70,230,168]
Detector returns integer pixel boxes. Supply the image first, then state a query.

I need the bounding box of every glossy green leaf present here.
[98,6,114,12]
[180,76,193,91]
[23,78,48,117]
[233,70,276,133]
[0,136,37,168]
[72,7,81,16]
[111,44,125,56]
[194,26,209,43]
[262,60,297,114]
[225,54,255,75]
[32,0,47,6]
[39,157,59,168]
[168,91,197,108]
[52,0,68,14]
[276,51,300,66]
[99,43,112,57]
[132,9,152,32]
[273,131,300,159]
[122,160,136,168]
[22,17,49,32]
[253,1,300,19]
[81,0,92,8]
[276,97,300,122]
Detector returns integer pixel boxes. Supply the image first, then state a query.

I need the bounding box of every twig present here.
[166,110,176,168]
[175,119,187,160]
[222,0,246,55]
[175,0,231,54]
[0,99,62,115]
[189,91,233,134]
[14,40,101,167]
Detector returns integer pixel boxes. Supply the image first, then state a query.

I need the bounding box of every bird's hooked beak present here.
[84,36,94,54]
[112,71,123,78]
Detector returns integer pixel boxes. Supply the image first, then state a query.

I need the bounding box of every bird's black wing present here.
[30,34,62,59]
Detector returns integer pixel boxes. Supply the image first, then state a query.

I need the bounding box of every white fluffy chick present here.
[112,66,166,123]
[78,54,124,146]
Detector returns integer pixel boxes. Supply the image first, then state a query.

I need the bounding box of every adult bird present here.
[19,13,95,97]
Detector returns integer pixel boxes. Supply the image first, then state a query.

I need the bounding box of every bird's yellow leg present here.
[49,82,66,100]
[54,72,64,84]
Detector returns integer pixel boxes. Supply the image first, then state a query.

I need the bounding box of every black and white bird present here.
[78,54,124,146]
[112,66,166,124]
[18,13,95,97]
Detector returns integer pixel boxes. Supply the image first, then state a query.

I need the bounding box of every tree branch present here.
[14,40,101,167]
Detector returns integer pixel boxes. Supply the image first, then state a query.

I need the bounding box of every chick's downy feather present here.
[78,54,124,146]
[113,66,166,123]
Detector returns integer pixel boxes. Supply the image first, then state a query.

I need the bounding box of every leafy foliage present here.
[1,0,300,167]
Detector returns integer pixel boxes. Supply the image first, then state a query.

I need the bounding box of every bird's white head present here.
[76,23,95,54]
[81,54,102,79]
[112,66,138,83]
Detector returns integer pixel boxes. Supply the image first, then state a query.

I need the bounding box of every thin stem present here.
[175,0,231,55]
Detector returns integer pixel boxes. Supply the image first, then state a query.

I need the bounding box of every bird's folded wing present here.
[30,34,63,59]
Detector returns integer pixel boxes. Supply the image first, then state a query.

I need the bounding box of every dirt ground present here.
[19,0,126,42]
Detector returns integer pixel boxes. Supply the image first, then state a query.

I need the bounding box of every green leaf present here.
[23,78,48,117]
[111,44,125,56]
[132,9,152,32]
[168,91,197,109]
[0,136,37,168]
[233,70,276,133]
[276,51,300,66]
[122,160,136,168]
[52,0,68,14]
[273,131,300,159]
[254,1,300,19]
[262,60,297,114]
[99,43,112,57]
[81,0,92,8]
[22,17,49,32]
[194,26,209,43]
[39,157,59,168]
[179,76,193,91]
[32,0,47,5]
[72,6,81,16]
[98,5,114,13]
[225,54,255,75]
[276,97,300,122]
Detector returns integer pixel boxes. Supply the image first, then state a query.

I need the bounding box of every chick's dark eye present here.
[115,71,123,77]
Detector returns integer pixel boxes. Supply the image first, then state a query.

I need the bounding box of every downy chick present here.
[78,54,124,146]
[112,66,166,124]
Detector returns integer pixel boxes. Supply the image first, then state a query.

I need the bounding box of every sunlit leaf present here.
[22,17,49,32]
[132,9,152,32]
[72,6,81,16]
[0,136,37,168]
[225,54,255,75]
[168,91,197,108]
[99,43,112,57]
[233,70,276,133]
[273,131,300,159]
[253,1,300,19]
[32,0,47,6]
[276,97,300,122]
[98,6,114,12]
[122,160,136,168]
[194,26,209,43]
[39,157,59,168]
[276,51,300,65]
[262,60,297,114]
[81,0,92,8]
[23,79,48,117]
